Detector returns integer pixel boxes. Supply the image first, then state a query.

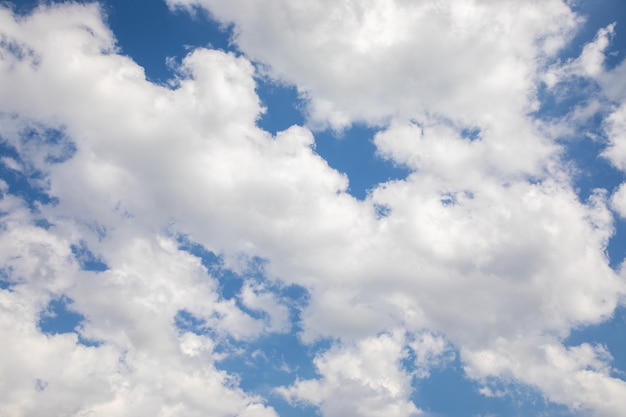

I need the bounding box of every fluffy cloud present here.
[0,194,278,417]
[278,332,420,417]
[2,2,626,417]
[544,22,616,87]
[168,0,579,130]
[565,25,626,225]
[0,4,289,416]
[603,103,626,173]
[464,338,626,417]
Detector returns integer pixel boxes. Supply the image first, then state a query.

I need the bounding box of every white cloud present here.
[278,332,421,417]
[603,103,626,173]
[168,0,579,131]
[239,282,291,333]
[570,25,626,239]
[544,23,616,87]
[611,181,626,219]
[409,332,455,379]
[0,192,279,417]
[1,156,21,171]
[0,4,286,416]
[463,338,626,417]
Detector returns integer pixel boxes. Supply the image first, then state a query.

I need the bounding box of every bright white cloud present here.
[278,332,421,417]
[0,201,279,417]
[168,0,579,131]
[544,23,616,87]
[463,338,626,417]
[240,282,291,333]
[611,182,626,219]
[409,332,455,379]
[603,103,626,172]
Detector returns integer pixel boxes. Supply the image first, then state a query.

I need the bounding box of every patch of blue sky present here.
[266,398,320,417]
[103,0,232,85]
[4,0,38,15]
[564,305,626,382]
[206,268,330,416]
[38,296,83,335]
[562,0,626,70]
[71,241,109,272]
[460,127,481,141]
[0,267,12,290]
[34,218,53,229]
[399,334,585,416]
[34,378,48,392]
[175,240,316,336]
[176,237,245,300]
[530,0,626,271]
[38,296,101,347]
[0,141,57,209]
[256,81,305,134]
[177,236,310,309]
[253,71,412,200]
[373,203,392,219]
[412,357,575,417]
[608,219,626,269]
[215,331,328,417]
[314,124,412,200]
[0,31,36,60]
[533,69,619,203]
[217,332,325,390]
[13,0,233,84]
[534,75,602,122]
[176,237,326,415]
[174,309,209,336]
[22,125,76,164]
[173,293,324,417]
[561,132,625,200]
[533,0,626,173]
[543,115,626,265]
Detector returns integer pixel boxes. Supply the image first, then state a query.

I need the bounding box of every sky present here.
[1,0,626,416]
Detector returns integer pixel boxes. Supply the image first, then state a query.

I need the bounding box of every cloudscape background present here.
[1,0,626,416]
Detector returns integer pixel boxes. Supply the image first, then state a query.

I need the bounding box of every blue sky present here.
[1,1,626,416]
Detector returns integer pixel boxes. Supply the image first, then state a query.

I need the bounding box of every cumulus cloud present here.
[568,25,626,234]
[168,0,579,130]
[544,22,616,87]
[611,182,626,219]
[239,282,291,333]
[409,332,455,379]
[0,3,287,416]
[463,338,626,417]
[603,103,626,173]
[1,2,626,417]
[0,194,279,417]
[278,332,421,417]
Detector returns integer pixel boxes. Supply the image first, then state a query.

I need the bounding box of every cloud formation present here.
[1,1,625,417]
[168,0,578,130]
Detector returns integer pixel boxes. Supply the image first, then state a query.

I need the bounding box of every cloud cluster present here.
[278,332,419,417]
[0,192,280,417]
[1,2,626,417]
[168,0,578,130]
